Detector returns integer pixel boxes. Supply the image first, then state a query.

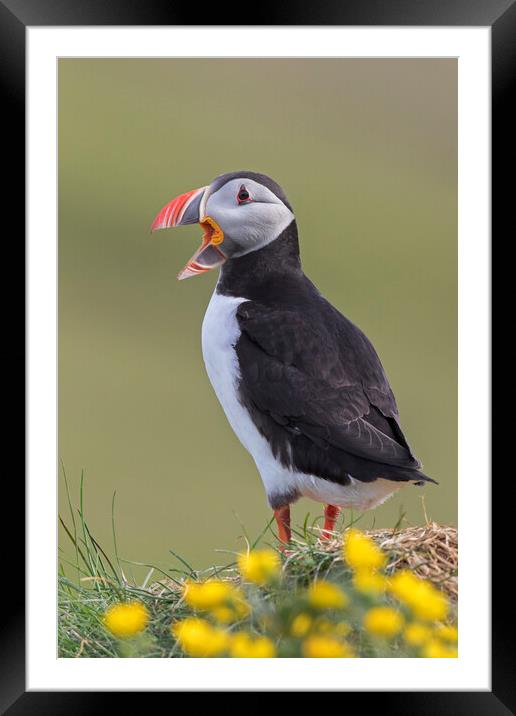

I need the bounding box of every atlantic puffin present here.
[151,171,436,544]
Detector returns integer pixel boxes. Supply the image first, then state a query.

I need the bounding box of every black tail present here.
[411,470,438,486]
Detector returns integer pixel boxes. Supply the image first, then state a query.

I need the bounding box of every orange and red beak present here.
[151,186,226,280]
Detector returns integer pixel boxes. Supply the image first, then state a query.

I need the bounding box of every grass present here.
[58,473,458,658]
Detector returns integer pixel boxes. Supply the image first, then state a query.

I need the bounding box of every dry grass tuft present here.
[317,522,458,601]
[369,522,457,600]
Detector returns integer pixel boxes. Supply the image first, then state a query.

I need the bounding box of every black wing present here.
[235,298,422,480]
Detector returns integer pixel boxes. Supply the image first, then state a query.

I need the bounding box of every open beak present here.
[151,186,226,280]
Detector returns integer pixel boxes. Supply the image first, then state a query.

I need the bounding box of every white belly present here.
[201,289,402,510]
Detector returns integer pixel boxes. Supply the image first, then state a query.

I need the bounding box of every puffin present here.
[151,171,436,544]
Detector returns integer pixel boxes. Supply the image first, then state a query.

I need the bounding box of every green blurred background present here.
[58,59,457,575]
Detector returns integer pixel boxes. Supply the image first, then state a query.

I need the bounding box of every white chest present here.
[201,292,243,406]
[201,291,264,456]
[201,291,295,498]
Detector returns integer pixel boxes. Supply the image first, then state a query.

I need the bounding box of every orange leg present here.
[274,505,291,546]
[322,504,341,539]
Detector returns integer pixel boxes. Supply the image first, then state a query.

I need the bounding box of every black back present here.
[218,221,433,490]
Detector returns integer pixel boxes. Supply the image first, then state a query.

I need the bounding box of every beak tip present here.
[150,218,167,233]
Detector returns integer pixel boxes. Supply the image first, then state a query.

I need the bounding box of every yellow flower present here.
[184,580,233,610]
[103,601,149,639]
[364,606,404,638]
[308,580,349,610]
[238,549,281,585]
[353,570,386,595]
[184,581,249,623]
[315,618,351,638]
[172,617,229,657]
[291,613,313,637]
[388,571,449,621]
[211,606,238,624]
[422,638,458,658]
[343,529,386,571]
[302,635,354,658]
[434,624,458,643]
[387,569,419,601]
[230,632,276,658]
[404,622,433,647]
[212,597,249,623]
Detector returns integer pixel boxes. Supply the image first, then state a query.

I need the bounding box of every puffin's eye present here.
[237,185,251,204]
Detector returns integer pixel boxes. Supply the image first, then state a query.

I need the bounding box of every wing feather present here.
[236,301,421,471]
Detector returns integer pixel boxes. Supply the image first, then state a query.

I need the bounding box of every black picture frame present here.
[2,0,511,711]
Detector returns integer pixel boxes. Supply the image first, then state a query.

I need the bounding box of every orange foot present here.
[321,504,342,540]
[274,505,291,547]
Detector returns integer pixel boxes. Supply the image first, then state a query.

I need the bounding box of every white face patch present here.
[204,178,295,257]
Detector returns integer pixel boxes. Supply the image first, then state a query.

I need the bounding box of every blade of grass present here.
[59,515,90,573]
[83,521,120,584]
[78,470,96,577]
[61,461,79,581]
[301,512,312,542]
[392,506,407,534]
[111,491,126,583]
[231,509,251,547]
[120,557,183,588]
[345,510,367,530]
[168,549,195,578]
[141,567,155,591]
[251,516,275,550]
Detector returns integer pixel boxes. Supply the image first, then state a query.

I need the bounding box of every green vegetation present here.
[59,475,457,658]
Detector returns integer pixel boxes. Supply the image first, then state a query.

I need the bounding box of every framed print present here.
[2,0,511,709]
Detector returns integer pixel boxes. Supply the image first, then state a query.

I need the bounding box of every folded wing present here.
[235,300,422,474]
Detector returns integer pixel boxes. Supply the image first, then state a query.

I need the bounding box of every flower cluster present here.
[342,529,457,658]
[101,528,457,659]
[173,551,280,657]
[389,570,449,621]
